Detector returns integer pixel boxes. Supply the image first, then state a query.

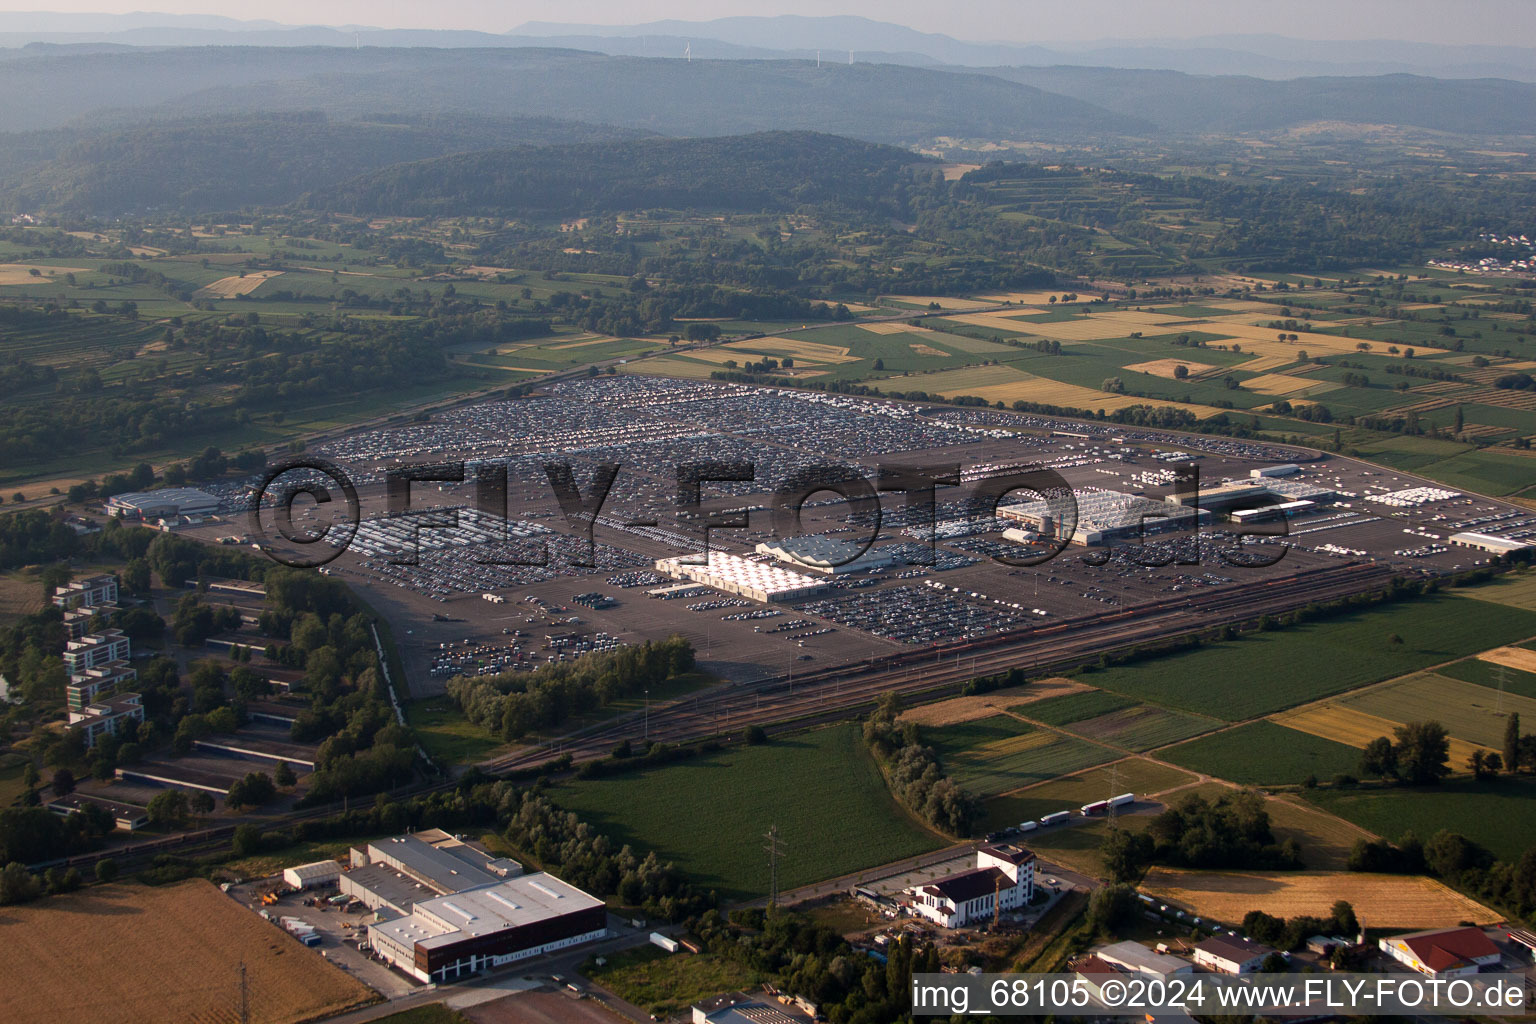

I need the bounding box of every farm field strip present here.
[0,880,376,1024]
[1478,646,1536,673]
[927,715,1117,798]
[1272,703,1494,769]
[898,677,1088,727]
[1337,673,1536,750]
[1141,868,1500,929]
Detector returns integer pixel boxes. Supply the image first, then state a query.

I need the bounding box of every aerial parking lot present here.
[188,376,1534,696]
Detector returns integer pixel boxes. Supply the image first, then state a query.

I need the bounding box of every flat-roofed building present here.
[341,830,523,914]
[1193,934,1275,974]
[1449,532,1534,556]
[64,629,130,674]
[367,873,607,984]
[67,662,138,720]
[755,535,898,575]
[655,550,829,603]
[75,692,144,749]
[1001,489,1207,547]
[1095,940,1195,979]
[106,487,219,520]
[53,574,118,610]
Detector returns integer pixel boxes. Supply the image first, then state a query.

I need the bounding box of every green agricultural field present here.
[1457,571,1536,612]
[1438,657,1536,700]
[979,758,1197,830]
[924,715,1117,797]
[1160,722,1363,786]
[1306,777,1536,860]
[584,946,759,1018]
[552,725,942,900]
[370,1006,472,1024]
[1063,704,1223,752]
[1339,673,1536,749]
[1016,689,1135,726]
[1083,591,1536,719]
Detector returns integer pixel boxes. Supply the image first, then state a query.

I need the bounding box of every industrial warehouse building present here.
[1378,927,1501,977]
[368,873,608,984]
[655,550,830,602]
[341,830,523,915]
[105,487,220,520]
[283,860,342,890]
[1164,477,1337,515]
[904,844,1035,928]
[755,535,898,575]
[1449,532,1534,556]
[1193,934,1276,974]
[999,489,1208,546]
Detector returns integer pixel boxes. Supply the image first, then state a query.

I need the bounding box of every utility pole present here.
[644,686,650,742]
[765,825,785,913]
[1494,664,1510,717]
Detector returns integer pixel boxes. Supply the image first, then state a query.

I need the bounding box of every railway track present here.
[483,559,1401,772]
[57,559,1401,872]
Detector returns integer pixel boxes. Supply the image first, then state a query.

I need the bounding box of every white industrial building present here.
[1193,934,1275,974]
[1000,489,1207,546]
[1449,532,1534,556]
[655,550,830,603]
[283,860,343,890]
[904,844,1034,928]
[106,487,220,520]
[1094,940,1195,979]
[755,535,898,575]
[341,830,523,915]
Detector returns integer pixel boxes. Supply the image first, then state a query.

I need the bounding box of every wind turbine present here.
[684,42,691,62]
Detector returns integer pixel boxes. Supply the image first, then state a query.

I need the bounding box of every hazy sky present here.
[5,0,1533,45]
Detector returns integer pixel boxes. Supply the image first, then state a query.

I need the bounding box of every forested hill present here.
[305,132,937,218]
[0,46,1142,141]
[0,113,649,215]
[976,66,1536,135]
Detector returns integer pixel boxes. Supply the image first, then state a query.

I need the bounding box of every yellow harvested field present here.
[1142,868,1500,929]
[544,334,617,348]
[858,322,918,335]
[972,290,1082,305]
[1123,358,1219,379]
[899,364,1233,419]
[1272,704,1493,768]
[1477,646,1536,674]
[1210,321,1453,359]
[725,337,861,363]
[1243,373,1338,396]
[0,263,88,284]
[657,347,747,366]
[901,678,1088,727]
[909,343,950,357]
[1263,796,1373,870]
[195,270,284,298]
[1016,316,1192,342]
[0,880,377,1024]
[884,294,995,311]
[945,312,1051,333]
[941,163,980,181]
[1232,354,1297,373]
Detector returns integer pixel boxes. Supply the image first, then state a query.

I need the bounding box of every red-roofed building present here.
[1379,927,1501,978]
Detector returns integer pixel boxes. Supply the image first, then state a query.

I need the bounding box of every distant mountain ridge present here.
[304,131,935,218]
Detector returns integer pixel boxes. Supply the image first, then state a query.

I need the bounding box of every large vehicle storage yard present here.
[185,375,1533,767]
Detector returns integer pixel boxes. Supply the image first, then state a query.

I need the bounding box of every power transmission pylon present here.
[765,825,785,913]
[1107,762,1121,824]
[1494,664,1510,717]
